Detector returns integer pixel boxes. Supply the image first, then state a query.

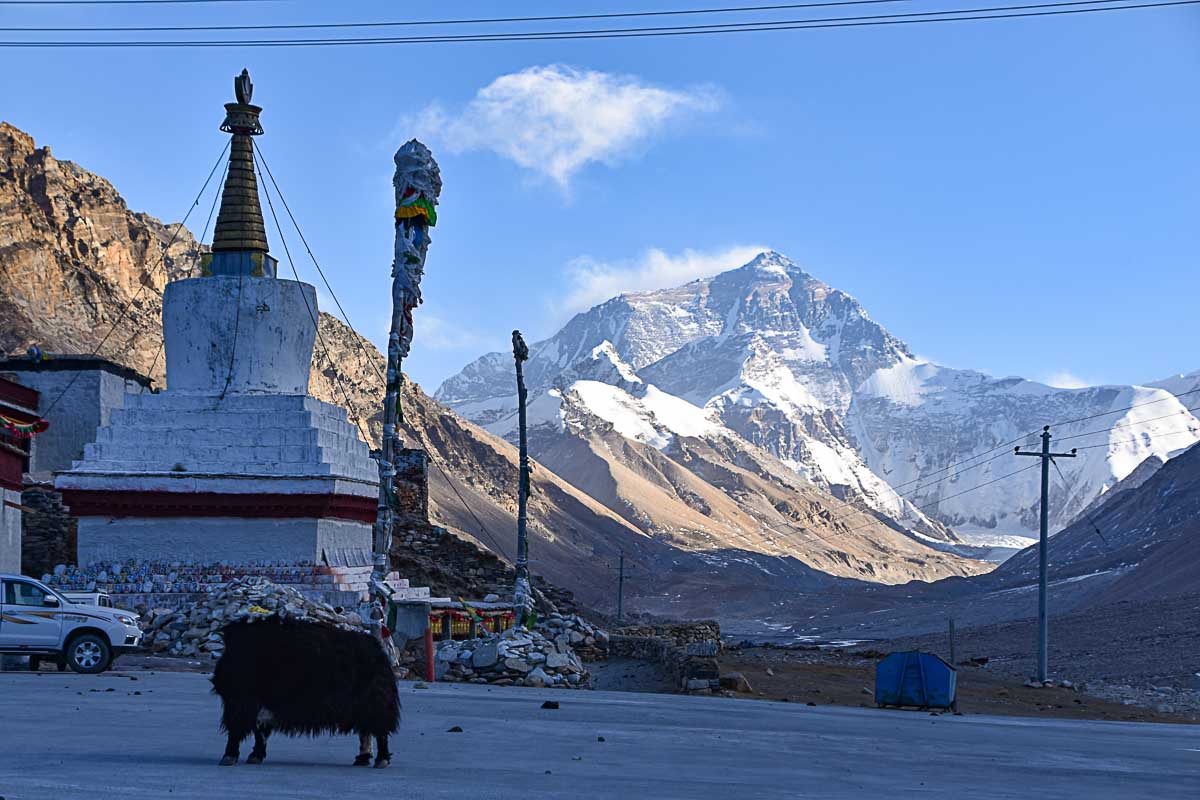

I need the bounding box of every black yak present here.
[211,616,400,768]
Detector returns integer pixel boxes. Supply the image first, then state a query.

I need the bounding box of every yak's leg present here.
[373,733,391,769]
[220,730,244,766]
[219,698,257,766]
[246,725,271,765]
[353,732,373,767]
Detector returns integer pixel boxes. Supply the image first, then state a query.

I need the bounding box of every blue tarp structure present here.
[875,651,957,710]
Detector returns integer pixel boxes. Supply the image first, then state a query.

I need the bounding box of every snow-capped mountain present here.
[439,252,1200,557]
[462,339,977,585]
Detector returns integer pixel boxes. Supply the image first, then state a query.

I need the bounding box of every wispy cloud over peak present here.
[562,244,769,314]
[404,64,720,188]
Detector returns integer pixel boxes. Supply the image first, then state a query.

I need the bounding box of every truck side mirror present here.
[43,595,60,607]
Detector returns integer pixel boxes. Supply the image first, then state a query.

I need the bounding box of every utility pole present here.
[1015,426,1076,683]
[617,550,625,625]
[511,330,533,628]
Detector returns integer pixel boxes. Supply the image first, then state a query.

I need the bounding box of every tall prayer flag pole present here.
[372,141,441,594]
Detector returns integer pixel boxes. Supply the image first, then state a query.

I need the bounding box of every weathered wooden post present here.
[372,140,441,594]
[511,329,534,627]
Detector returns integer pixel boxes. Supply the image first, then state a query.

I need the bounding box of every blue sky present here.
[3,1,1198,393]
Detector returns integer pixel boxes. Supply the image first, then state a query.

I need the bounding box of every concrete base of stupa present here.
[56,392,379,566]
[73,516,371,566]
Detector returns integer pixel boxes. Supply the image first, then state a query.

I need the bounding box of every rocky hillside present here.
[441,252,1200,556]
[0,122,984,619]
[0,122,202,383]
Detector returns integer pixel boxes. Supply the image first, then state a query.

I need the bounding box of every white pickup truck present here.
[0,574,143,673]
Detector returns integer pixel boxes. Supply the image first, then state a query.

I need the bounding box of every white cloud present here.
[562,244,769,313]
[1045,371,1092,389]
[405,64,720,188]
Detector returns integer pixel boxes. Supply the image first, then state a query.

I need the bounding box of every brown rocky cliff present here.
[0,122,203,384]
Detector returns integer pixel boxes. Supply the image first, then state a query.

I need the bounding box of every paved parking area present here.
[1,670,1197,799]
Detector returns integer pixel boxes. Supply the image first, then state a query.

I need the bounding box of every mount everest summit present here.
[438,252,1200,562]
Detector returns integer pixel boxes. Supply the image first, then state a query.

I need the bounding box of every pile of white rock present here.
[435,626,591,689]
[140,576,365,660]
[536,612,609,660]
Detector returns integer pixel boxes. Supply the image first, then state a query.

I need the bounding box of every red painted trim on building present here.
[0,441,24,492]
[58,489,376,523]
[0,377,39,412]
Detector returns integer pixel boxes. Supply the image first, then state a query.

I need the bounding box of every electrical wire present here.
[2,0,1194,46]
[253,139,374,447]
[837,461,1042,536]
[428,456,514,561]
[252,142,389,390]
[249,143,515,564]
[132,155,229,392]
[1051,404,1200,445]
[1050,456,1107,545]
[0,0,282,5]
[6,1,923,31]
[1044,386,1200,430]
[777,387,1200,534]
[38,141,230,418]
[1071,427,1200,451]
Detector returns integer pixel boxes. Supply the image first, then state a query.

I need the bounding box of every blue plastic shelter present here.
[875,651,957,710]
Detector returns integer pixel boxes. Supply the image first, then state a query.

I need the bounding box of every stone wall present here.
[608,620,722,693]
[0,362,147,482]
[393,449,429,529]
[612,621,722,646]
[19,484,76,576]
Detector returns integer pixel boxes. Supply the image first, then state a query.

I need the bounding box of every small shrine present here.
[56,71,378,567]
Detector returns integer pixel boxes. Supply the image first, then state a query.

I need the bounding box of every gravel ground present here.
[714,646,1199,723]
[864,592,1200,716]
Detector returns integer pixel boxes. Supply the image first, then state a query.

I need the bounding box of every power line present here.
[6,1,922,31]
[254,143,511,561]
[132,154,228,391]
[842,385,1200,521]
[38,141,229,418]
[253,142,389,391]
[1050,456,1106,545]
[1071,427,1200,451]
[253,139,374,447]
[841,461,1042,536]
[0,0,283,4]
[1052,403,1200,444]
[1045,386,1200,430]
[428,455,513,561]
[2,0,1194,46]
[777,389,1200,536]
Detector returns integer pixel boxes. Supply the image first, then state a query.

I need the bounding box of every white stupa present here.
[57,70,378,566]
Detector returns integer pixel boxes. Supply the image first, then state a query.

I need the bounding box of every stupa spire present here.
[208,69,274,273]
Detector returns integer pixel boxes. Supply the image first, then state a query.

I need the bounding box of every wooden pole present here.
[512,329,533,627]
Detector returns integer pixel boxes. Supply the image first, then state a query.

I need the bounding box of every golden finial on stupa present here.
[211,68,268,256]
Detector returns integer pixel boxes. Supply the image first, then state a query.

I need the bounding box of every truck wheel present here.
[66,634,111,674]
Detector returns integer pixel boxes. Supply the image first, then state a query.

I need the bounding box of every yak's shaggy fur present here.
[211,616,400,768]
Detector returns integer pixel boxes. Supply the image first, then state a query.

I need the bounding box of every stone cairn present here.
[139,576,365,660]
[433,613,608,689]
[43,560,325,595]
[538,612,609,661]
